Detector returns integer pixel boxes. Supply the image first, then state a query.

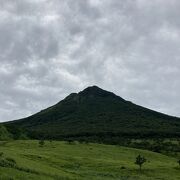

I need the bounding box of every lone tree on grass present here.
[135,154,146,171]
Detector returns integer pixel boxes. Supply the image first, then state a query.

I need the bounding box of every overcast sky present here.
[0,0,180,122]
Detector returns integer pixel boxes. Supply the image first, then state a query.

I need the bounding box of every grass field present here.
[0,140,180,180]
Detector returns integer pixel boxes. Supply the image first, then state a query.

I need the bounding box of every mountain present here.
[4,86,180,141]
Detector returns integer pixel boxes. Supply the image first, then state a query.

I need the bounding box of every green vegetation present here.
[0,140,180,180]
[0,125,12,140]
[5,125,28,140]
[4,86,180,142]
[124,138,180,158]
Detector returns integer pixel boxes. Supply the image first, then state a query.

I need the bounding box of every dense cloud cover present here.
[0,0,180,121]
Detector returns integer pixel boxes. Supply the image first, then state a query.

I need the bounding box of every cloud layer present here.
[0,0,180,121]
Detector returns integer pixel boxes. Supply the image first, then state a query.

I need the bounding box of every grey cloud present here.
[0,0,180,121]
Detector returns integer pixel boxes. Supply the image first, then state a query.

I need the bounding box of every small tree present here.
[39,139,45,147]
[135,154,146,171]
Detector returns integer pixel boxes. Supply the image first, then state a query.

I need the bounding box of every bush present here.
[5,157,16,164]
[39,140,45,147]
[0,158,16,168]
[121,166,126,169]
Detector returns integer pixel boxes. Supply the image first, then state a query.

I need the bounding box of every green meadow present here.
[0,140,180,180]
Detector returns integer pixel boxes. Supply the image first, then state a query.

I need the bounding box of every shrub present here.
[0,158,16,168]
[5,157,16,165]
[121,166,126,169]
[39,139,45,147]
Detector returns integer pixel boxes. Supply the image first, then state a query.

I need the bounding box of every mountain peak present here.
[79,85,121,99]
[81,85,103,92]
[63,86,125,103]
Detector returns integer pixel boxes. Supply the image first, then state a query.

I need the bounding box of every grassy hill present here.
[4,86,180,141]
[0,140,180,180]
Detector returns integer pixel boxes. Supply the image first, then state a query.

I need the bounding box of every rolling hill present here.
[0,140,180,180]
[4,86,180,141]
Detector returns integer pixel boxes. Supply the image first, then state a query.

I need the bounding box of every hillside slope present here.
[4,86,180,140]
[0,140,180,180]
